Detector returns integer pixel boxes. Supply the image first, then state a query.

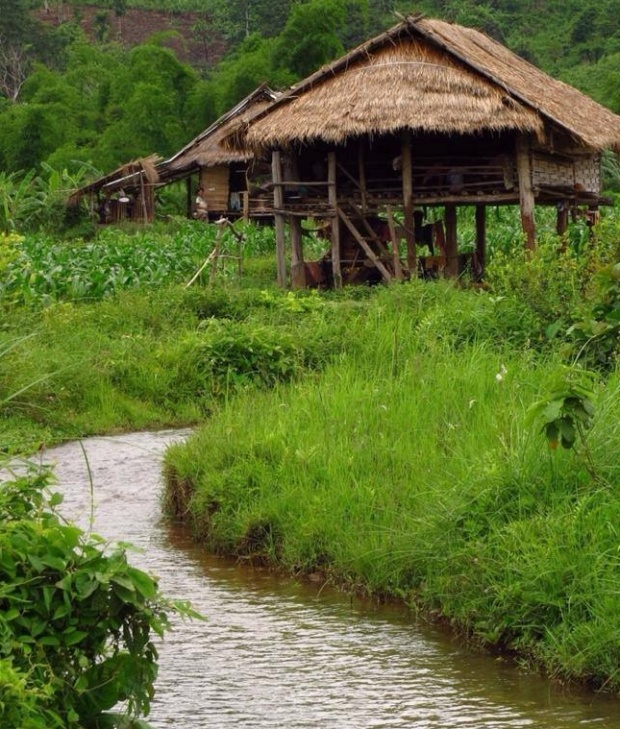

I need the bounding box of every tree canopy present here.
[0,0,618,178]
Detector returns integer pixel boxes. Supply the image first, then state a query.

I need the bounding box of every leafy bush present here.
[174,320,302,400]
[567,261,620,369]
[0,464,195,728]
[486,234,596,337]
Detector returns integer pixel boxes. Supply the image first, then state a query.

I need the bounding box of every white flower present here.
[495,364,507,382]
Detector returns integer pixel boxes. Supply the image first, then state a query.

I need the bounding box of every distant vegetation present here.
[0,0,618,191]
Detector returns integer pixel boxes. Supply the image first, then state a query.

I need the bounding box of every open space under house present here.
[227,14,620,288]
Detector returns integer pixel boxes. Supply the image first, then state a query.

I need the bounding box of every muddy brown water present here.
[43,430,620,728]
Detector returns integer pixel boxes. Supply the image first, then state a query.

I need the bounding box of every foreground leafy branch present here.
[0,464,200,728]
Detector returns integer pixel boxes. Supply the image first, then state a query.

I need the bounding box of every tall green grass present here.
[163,279,620,691]
[5,210,620,690]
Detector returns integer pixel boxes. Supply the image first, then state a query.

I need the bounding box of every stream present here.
[45,430,620,728]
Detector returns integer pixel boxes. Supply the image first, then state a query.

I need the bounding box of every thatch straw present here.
[68,154,162,203]
[419,19,620,151]
[242,17,620,152]
[163,86,278,175]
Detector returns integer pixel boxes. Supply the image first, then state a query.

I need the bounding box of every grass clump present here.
[163,276,620,692]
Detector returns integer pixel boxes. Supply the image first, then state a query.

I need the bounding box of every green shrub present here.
[174,320,303,399]
[0,464,197,728]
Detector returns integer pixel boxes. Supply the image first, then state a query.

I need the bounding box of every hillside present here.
[34,4,228,68]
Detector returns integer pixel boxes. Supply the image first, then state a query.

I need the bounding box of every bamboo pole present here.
[401,130,416,275]
[272,150,288,288]
[516,135,536,250]
[328,151,342,289]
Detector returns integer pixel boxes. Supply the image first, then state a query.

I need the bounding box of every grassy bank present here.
[4,214,620,694]
[163,278,620,692]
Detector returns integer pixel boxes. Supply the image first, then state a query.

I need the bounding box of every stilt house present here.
[68,87,278,225]
[158,84,279,221]
[231,15,620,288]
[68,155,162,224]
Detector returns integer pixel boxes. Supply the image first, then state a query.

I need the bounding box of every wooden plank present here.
[272,150,288,288]
[328,152,342,289]
[401,130,416,274]
[516,135,536,250]
[337,206,392,283]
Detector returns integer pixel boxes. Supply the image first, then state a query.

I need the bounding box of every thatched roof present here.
[68,155,162,203]
[161,85,278,179]
[241,16,620,152]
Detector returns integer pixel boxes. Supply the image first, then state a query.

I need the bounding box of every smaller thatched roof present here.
[238,16,620,152]
[68,155,162,204]
[159,85,278,181]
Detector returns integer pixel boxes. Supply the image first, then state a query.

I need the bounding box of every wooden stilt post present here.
[516,135,536,250]
[401,131,416,276]
[475,204,486,279]
[288,153,305,288]
[444,204,458,278]
[556,202,569,236]
[272,150,287,288]
[186,177,192,219]
[328,151,342,289]
[290,217,305,288]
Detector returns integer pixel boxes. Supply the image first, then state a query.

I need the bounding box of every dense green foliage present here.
[0,458,196,727]
[0,0,618,191]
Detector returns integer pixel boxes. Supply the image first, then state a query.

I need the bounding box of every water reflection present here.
[46,432,619,728]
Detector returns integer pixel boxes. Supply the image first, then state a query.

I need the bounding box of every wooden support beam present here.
[337,207,392,283]
[401,130,416,274]
[444,204,458,278]
[475,204,486,279]
[272,150,287,288]
[288,154,305,288]
[386,206,404,281]
[556,201,569,236]
[516,135,536,250]
[290,216,306,288]
[328,152,342,289]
